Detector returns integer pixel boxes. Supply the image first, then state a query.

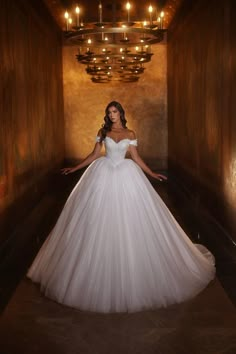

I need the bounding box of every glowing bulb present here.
[148,5,153,13]
[126,2,131,22]
[126,2,131,10]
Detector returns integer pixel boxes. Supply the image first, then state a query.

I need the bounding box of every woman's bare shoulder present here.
[97,128,103,137]
[126,129,136,139]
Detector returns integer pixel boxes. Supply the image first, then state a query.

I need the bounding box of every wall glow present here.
[224,155,236,206]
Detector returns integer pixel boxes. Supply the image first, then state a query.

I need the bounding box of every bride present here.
[27,101,215,313]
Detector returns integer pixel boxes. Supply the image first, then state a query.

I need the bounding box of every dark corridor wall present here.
[168,0,236,239]
[0,0,65,241]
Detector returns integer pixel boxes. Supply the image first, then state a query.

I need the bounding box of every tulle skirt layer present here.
[28,157,215,313]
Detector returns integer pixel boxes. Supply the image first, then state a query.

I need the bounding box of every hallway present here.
[1,0,236,353]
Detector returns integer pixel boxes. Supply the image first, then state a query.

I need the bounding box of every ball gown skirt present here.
[27,137,215,313]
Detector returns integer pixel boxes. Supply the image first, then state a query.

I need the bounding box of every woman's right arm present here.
[61,134,103,175]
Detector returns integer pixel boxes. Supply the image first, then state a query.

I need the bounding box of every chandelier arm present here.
[66,27,166,36]
[65,28,167,46]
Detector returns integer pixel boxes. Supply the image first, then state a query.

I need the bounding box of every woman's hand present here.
[61,136,103,176]
[151,172,167,181]
[61,167,77,175]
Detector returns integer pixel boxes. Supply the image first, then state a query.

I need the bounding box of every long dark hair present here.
[100,101,127,141]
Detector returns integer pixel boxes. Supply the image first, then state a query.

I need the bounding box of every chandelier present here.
[64,2,167,83]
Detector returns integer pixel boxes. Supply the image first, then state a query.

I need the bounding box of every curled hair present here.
[100,101,127,141]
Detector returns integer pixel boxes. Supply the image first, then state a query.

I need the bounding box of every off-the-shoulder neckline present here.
[105,136,137,144]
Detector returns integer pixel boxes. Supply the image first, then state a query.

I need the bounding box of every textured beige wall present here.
[63,43,167,169]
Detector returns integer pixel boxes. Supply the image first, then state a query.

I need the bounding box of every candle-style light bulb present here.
[68,17,72,31]
[64,11,69,31]
[99,1,103,23]
[148,5,153,25]
[160,11,164,29]
[87,38,92,53]
[75,6,80,27]
[126,2,131,23]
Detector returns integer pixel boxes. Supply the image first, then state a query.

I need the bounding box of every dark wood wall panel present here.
[0,0,65,240]
[168,0,236,238]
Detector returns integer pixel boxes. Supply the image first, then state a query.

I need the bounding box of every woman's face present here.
[108,106,121,124]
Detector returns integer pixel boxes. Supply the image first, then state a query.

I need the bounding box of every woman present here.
[28,101,215,313]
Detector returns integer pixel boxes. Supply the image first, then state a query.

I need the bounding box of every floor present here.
[0,173,236,353]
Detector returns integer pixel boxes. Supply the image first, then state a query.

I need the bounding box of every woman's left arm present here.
[129,146,166,180]
[128,132,167,181]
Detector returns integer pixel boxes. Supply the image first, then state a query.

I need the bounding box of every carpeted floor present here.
[0,276,236,354]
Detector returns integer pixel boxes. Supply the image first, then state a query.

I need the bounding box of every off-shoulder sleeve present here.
[129,139,138,146]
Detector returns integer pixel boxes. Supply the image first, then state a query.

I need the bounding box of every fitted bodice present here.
[96,136,138,164]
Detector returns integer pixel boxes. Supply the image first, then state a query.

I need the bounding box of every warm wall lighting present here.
[224,157,236,206]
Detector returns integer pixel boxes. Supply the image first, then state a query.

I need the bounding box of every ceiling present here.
[43,0,183,31]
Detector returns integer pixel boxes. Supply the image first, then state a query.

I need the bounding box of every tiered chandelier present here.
[64,2,167,83]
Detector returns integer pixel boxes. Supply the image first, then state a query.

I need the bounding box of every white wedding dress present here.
[28,136,215,313]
